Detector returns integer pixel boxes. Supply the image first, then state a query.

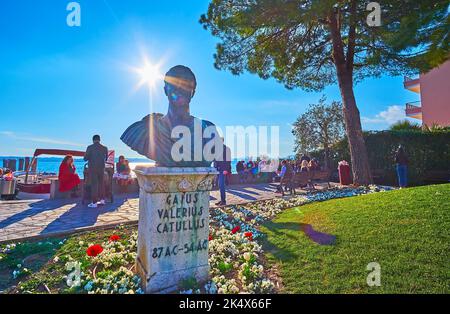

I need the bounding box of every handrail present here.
[406,101,421,109]
[404,76,419,83]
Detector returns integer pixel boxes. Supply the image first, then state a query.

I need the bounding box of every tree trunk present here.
[328,9,373,185]
[323,130,331,171]
[337,73,373,185]
[323,144,331,171]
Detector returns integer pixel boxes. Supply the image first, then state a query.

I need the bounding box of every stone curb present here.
[0,195,286,245]
[0,182,337,245]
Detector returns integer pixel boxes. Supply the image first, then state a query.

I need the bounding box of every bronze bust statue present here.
[121,65,222,167]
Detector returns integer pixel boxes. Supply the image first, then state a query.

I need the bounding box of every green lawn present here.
[261,184,450,293]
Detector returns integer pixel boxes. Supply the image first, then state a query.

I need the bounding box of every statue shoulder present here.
[120,113,164,158]
[142,113,164,122]
[121,113,163,136]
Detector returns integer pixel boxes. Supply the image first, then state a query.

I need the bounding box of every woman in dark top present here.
[116,156,131,175]
[114,155,133,192]
[395,146,409,188]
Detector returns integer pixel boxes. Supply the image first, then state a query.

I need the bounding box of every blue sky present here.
[0,0,419,158]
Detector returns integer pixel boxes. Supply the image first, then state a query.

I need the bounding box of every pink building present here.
[404,60,450,127]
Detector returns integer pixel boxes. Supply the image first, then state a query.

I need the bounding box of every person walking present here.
[252,159,259,179]
[276,160,293,196]
[214,144,231,206]
[395,145,409,188]
[236,160,245,184]
[84,135,108,208]
[245,159,254,182]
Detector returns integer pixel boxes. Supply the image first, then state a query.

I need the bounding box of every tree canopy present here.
[292,96,345,168]
[200,0,449,184]
[200,0,449,91]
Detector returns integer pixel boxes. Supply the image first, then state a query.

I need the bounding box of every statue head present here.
[164,65,197,109]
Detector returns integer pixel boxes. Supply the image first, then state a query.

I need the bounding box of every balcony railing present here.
[405,101,422,118]
[403,76,420,93]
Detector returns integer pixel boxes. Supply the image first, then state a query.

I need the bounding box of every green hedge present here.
[311,130,450,186]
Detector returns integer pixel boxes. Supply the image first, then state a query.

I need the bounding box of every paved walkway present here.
[0,183,287,243]
[0,183,334,243]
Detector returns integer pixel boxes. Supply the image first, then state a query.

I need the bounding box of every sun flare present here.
[138,63,162,87]
[130,57,164,90]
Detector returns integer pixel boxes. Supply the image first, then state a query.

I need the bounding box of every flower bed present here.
[0,185,393,294]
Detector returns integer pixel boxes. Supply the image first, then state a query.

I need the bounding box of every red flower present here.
[244,232,253,241]
[86,244,103,257]
[231,226,240,234]
[208,234,213,241]
[109,234,120,242]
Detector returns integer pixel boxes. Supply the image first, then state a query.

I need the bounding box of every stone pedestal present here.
[133,166,217,293]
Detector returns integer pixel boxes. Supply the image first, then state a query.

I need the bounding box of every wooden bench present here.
[289,170,331,194]
[310,170,332,188]
[49,178,140,199]
[290,171,312,192]
[50,178,84,199]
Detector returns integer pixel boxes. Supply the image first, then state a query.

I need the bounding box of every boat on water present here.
[14,149,86,199]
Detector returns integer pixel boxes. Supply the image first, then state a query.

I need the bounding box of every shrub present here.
[312,130,450,186]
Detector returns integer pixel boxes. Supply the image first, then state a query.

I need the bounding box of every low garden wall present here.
[49,172,277,199]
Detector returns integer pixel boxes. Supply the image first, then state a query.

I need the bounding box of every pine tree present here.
[200,0,449,184]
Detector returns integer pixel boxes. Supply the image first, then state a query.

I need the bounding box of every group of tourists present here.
[235,158,266,183]
[273,147,410,192]
[57,135,134,208]
[276,154,321,175]
[273,155,322,195]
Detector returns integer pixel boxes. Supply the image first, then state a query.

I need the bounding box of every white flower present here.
[12,270,20,279]
[243,252,251,261]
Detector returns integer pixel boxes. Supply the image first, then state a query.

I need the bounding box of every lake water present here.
[1,157,241,178]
